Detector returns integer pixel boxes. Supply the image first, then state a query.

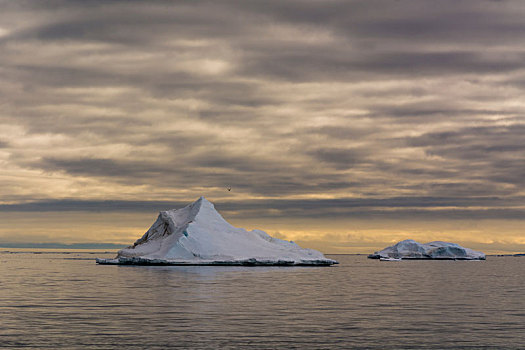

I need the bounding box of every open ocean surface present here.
[0,251,523,349]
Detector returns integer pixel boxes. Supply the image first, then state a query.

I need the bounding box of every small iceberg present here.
[368,239,485,260]
[97,197,337,266]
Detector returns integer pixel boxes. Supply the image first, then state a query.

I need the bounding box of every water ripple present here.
[0,253,523,349]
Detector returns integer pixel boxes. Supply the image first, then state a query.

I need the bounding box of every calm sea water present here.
[0,251,523,349]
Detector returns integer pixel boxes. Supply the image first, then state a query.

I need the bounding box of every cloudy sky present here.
[0,0,524,253]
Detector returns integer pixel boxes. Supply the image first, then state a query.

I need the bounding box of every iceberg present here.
[368,239,485,260]
[96,197,337,266]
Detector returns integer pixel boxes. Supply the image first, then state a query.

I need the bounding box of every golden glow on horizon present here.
[1,211,523,255]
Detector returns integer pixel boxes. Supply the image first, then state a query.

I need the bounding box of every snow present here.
[97,197,337,266]
[368,239,486,260]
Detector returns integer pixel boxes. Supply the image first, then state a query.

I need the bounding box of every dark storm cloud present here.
[36,154,285,182]
[407,125,525,182]
[306,126,377,139]
[39,157,171,178]
[31,153,360,197]
[309,148,369,169]
[10,110,151,138]
[239,0,525,44]
[240,50,525,82]
[1,0,524,222]
[228,1,525,81]
[408,125,525,147]
[8,64,128,88]
[4,1,258,48]
[1,196,524,221]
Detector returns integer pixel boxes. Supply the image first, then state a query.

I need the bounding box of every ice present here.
[368,239,485,260]
[97,197,337,266]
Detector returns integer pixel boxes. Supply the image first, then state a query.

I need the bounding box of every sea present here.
[1,251,523,349]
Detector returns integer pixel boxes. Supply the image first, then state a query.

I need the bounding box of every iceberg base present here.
[96,257,338,266]
[368,255,485,260]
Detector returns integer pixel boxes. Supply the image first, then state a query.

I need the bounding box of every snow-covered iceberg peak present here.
[368,239,485,260]
[125,196,226,252]
[97,197,337,266]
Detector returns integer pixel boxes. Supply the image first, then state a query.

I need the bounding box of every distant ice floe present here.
[368,239,486,260]
[96,197,337,266]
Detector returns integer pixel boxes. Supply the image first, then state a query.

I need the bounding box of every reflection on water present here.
[0,252,524,349]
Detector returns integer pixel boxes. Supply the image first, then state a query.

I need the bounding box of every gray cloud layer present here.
[1,0,524,222]
[1,197,524,221]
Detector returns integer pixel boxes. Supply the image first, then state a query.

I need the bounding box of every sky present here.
[0,0,524,253]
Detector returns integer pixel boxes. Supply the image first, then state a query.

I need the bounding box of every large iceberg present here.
[96,197,337,266]
[368,239,485,260]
